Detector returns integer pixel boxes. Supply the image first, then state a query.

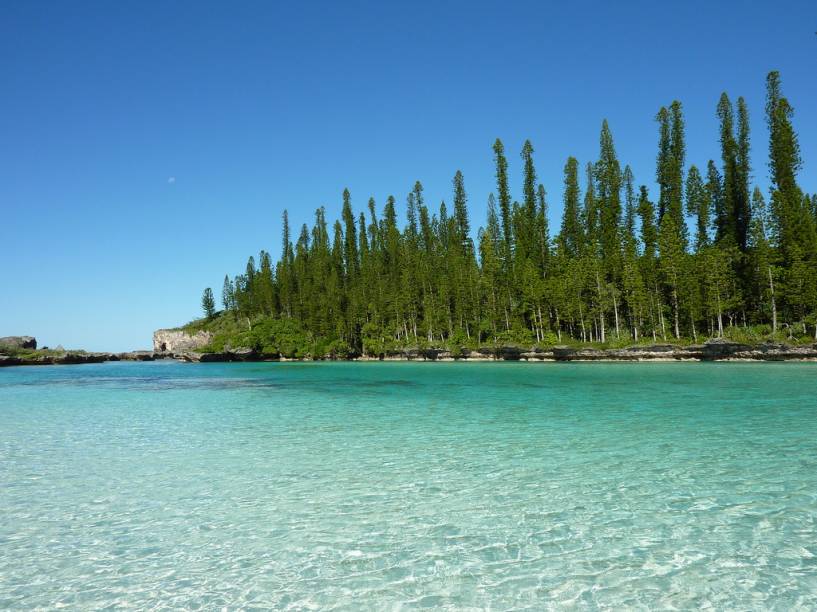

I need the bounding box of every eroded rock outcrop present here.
[153,329,213,353]
[0,336,37,350]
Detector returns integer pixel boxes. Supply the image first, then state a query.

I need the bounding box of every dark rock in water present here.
[231,347,258,360]
[53,353,109,365]
[497,346,523,360]
[520,347,555,360]
[0,336,37,350]
[117,351,157,361]
[180,347,261,363]
[700,339,752,359]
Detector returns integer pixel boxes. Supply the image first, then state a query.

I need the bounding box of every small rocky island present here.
[0,335,160,367]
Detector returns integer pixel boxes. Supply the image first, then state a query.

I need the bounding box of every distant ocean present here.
[2,361,816,609]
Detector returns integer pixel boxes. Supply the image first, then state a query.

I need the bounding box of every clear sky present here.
[2,1,815,351]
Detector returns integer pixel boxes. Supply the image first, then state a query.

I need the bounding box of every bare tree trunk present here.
[595,272,606,343]
[612,292,620,340]
[768,266,777,334]
[672,287,680,339]
[716,287,724,338]
[578,301,587,342]
[659,308,667,341]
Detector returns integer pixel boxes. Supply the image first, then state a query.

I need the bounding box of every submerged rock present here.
[117,351,159,361]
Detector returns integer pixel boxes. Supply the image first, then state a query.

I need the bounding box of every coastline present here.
[4,341,817,367]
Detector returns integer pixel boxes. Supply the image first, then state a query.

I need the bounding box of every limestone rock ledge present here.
[0,351,170,366]
[0,336,37,350]
[153,329,213,353]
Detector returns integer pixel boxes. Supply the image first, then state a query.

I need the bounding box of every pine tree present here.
[583,162,598,249]
[222,275,235,312]
[765,71,817,328]
[685,165,709,251]
[277,211,295,318]
[735,97,752,252]
[596,120,622,274]
[637,186,662,339]
[518,140,538,262]
[559,157,582,258]
[748,188,777,331]
[207,71,817,353]
[341,188,359,279]
[202,287,216,319]
[535,183,550,274]
[493,139,513,261]
[706,160,726,242]
[656,106,671,222]
[452,170,470,254]
[623,165,636,243]
[667,101,686,235]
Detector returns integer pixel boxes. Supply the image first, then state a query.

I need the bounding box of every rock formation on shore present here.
[164,339,817,363]
[0,336,37,350]
[2,330,816,367]
[153,329,213,353]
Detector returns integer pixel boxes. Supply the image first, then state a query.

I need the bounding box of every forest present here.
[193,72,817,358]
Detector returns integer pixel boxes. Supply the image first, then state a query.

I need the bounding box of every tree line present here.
[202,72,817,356]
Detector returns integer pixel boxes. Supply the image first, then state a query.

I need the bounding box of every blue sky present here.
[2,1,815,351]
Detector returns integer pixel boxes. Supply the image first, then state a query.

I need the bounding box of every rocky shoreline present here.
[0,350,164,367]
[170,340,817,363]
[4,335,817,367]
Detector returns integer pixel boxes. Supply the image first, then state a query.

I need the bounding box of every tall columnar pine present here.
[622,165,637,246]
[583,162,598,250]
[535,183,550,274]
[685,165,709,252]
[559,157,582,258]
[748,187,777,331]
[519,140,538,263]
[492,139,513,264]
[655,107,671,223]
[222,275,235,312]
[202,287,216,319]
[596,120,622,276]
[765,71,817,327]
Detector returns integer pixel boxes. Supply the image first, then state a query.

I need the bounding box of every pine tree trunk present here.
[578,301,586,342]
[716,288,724,338]
[595,271,606,343]
[613,293,620,339]
[768,266,777,334]
[659,305,667,341]
[672,287,680,339]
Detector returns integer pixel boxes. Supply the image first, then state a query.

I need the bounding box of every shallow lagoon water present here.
[1,360,817,609]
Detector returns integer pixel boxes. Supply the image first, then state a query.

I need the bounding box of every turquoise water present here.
[1,362,817,609]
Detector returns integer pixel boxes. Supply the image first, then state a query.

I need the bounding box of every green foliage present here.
[190,71,816,358]
[201,287,216,319]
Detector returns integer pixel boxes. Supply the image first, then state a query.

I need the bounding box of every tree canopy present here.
[199,72,816,357]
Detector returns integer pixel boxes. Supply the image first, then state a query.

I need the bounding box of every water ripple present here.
[1,361,817,609]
